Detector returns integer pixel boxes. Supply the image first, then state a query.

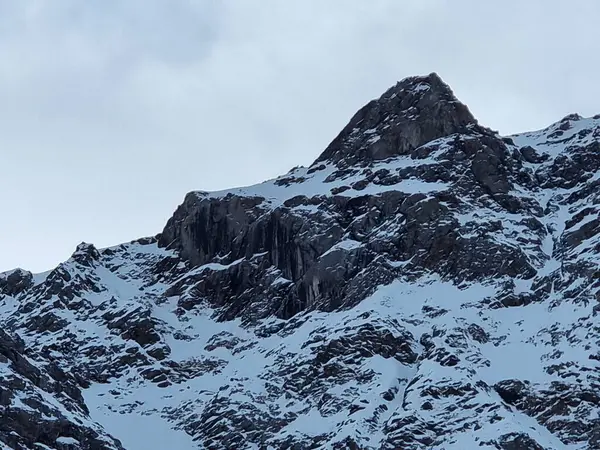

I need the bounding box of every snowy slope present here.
[2,73,600,449]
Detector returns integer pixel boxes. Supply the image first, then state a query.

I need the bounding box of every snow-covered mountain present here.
[2,73,600,450]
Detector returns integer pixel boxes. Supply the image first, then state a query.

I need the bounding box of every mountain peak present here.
[4,75,600,450]
[314,73,477,166]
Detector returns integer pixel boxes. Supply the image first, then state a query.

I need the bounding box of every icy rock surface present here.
[2,73,600,449]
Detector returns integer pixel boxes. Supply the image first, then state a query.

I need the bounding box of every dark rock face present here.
[159,119,537,322]
[2,74,600,449]
[0,269,33,297]
[497,433,545,450]
[0,329,123,450]
[315,73,477,166]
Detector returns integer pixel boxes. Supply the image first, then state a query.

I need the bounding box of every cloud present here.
[1,0,599,272]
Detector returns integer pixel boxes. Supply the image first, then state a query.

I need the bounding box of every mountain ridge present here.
[2,73,600,450]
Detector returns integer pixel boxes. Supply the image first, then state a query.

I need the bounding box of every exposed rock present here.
[0,329,123,449]
[0,269,33,297]
[315,73,477,165]
[2,74,600,449]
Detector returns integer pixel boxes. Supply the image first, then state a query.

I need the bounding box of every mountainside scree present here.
[2,73,600,449]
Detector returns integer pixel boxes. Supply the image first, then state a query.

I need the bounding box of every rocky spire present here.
[314,72,477,166]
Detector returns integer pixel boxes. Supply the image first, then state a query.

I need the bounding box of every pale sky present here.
[2,0,600,273]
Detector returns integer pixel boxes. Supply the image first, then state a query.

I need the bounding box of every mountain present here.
[2,73,600,450]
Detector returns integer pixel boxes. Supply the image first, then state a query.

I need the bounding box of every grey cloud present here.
[1,0,599,272]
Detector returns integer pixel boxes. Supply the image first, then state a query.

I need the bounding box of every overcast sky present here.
[1,0,600,273]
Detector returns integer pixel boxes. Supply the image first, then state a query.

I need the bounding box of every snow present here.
[5,211,598,449]
[271,276,291,286]
[196,155,448,208]
[85,381,197,450]
[0,294,19,318]
[77,273,475,449]
[181,257,245,278]
[56,437,80,445]
[320,239,362,257]
[510,115,600,157]
[566,212,597,233]
[34,444,54,450]
[3,112,600,449]
[413,82,431,93]
[84,264,146,307]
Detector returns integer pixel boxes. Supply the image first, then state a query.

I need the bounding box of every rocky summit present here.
[2,73,600,450]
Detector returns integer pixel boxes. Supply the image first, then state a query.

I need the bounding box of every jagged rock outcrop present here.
[159,73,538,323]
[315,73,477,165]
[0,328,123,450]
[0,269,33,297]
[2,73,600,449]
